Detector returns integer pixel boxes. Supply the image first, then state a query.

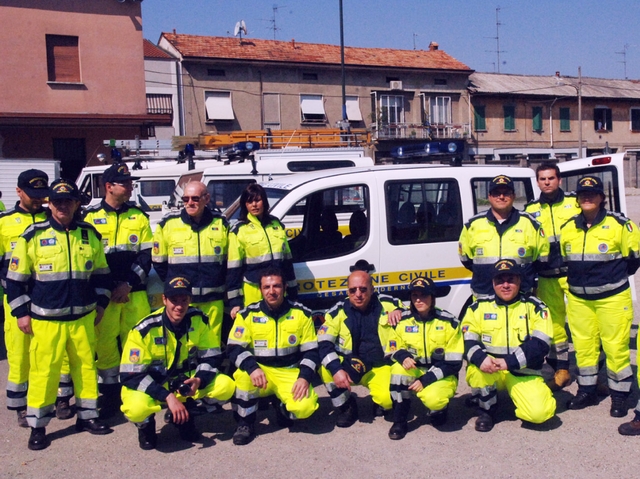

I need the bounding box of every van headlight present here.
[448,142,458,153]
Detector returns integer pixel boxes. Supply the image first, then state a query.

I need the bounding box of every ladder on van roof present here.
[176,128,371,150]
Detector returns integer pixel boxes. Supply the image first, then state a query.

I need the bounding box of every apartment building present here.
[158,33,473,161]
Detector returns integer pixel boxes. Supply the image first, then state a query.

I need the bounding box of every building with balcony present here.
[158,33,473,162]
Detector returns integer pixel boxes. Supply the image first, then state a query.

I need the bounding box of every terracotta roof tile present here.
[161,33,471,72]
[143,39,174,59]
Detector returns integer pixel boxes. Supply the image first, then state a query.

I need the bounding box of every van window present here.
[79,173,105,201]
[385,179,462,244]
[207,179,256,210]
[139,180,176,197]
[561,165,620,212]
[471,178,534,215]
[283,184,369,261]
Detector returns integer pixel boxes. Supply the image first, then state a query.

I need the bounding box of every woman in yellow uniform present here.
[228,183,297,318]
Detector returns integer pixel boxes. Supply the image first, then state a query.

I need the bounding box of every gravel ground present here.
[2,192,640,479]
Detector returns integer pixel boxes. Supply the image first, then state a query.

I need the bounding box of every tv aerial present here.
[234,20,248,40]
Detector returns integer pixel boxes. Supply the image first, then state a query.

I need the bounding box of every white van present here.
[226,154,627,316]
[200,147,374,213]
[76,159,223,223]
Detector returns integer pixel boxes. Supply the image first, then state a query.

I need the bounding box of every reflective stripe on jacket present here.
[227,213,295,307]
[560,208,640,300]
[461,294,552,376]
[0,203,47,287]
[6,218,111,321]
[458,208,549,297]
[525,189,581,277]
[83,200,152,291]
[152,208,228,302]
[120,307,222,402]
[227,299,319,383]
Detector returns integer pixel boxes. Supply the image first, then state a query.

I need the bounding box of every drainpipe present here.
[549,97,558,150]
[176,59,185,136]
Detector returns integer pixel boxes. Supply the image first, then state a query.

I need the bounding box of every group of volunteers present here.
[2,161,640,453]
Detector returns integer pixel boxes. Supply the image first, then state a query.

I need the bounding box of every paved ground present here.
[2,191,640,479]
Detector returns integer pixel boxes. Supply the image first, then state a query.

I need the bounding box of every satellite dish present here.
[234,20,248,39]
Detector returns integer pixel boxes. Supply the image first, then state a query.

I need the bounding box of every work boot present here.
[567,390,598,410]
[618,413,640,436]
[610,395,628,418]
[98,383,122,419]
[372,403,386,418]
[28,427,49,451]
[430,407,448,427]
[475,412,494,432]
[75,417,113,435]
[232,424,255,445]
[16,409,28,428]
[273,399,293,428]
[137,417,157,450]
[546,369,571,391]
[55,397,74,420]
[388,421,408,440]
[336,396,359,428]
[176,416,201,442]
[596,378,610,397]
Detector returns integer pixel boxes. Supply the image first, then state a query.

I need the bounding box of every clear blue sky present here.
[142,0,640,80]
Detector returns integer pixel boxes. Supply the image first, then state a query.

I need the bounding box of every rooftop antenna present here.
[485,6,506,73]
[413,33,419,50]
[234,20,248,40]
[615,43,630,79]
[268,4,286,40]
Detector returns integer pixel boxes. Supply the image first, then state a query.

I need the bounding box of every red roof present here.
[161,33,471,72]
[143,39,174,59]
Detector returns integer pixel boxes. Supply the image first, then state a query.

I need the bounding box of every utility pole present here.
[615,44,629,79]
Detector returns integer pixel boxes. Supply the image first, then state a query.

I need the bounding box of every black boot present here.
[232,416,256,446]
[176,415,201,442]
[336,396,359,428]
[388,399,410,440]
[610,393,629,418]
[28,427,50,451]
[273,398,293,428]
[99,383,122,419]
[75,417,113,435]
[55,396,74,420]
[475,406,496,432]
[430,407,448,427]
[567,390,598,410]
[137,416,157,450]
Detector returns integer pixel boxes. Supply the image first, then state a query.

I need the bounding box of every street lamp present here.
[556,67,583,158]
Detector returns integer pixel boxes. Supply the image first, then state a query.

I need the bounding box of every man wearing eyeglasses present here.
[82,163,153,418]
[318,269,404,428]
[461,259,556,432]
[152,181,228,343]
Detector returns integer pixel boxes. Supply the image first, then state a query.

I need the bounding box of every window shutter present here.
[46,35,80,82]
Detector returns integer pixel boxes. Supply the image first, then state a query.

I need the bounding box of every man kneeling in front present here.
[462,259,556,432]
[120,276,235,449]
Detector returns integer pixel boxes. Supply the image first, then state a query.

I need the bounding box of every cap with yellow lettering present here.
[489,175,515,194]
[492,259,522,278]
[49,179,81,201]
[576,176,604,195]
[164,276,192,298]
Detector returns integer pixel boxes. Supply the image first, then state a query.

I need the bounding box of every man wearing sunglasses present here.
[82,163,152,418]
[318,269,404,428]
[152,181,228,343]
[461,259,556,432]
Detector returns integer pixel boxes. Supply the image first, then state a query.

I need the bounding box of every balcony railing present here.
[373,122,470,141]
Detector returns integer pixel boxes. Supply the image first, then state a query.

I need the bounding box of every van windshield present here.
[223,186,290,222]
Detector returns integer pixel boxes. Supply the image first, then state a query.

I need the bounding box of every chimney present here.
[555,71,560,77]
[291,39,296,48]
[428,42,439,51]
[173,29,176,35]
